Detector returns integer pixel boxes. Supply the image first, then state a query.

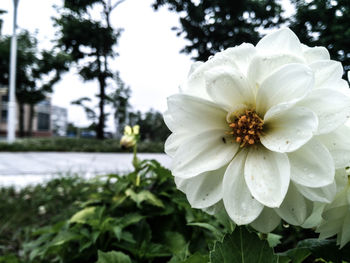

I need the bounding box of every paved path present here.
[0,152,171,187]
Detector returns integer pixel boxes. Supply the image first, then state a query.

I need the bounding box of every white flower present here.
[316,169,350,248]
[164,28,350,227]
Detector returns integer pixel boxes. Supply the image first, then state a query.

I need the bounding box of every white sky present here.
[0,0,294,132]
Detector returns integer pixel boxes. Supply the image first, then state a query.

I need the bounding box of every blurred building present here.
[0,88,67,137]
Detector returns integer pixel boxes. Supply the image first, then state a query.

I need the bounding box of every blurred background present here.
[0,0,348,145]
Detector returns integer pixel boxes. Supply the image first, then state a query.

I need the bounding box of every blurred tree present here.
[152,0,284,61]
[54,0,125,139]
[289,0,350,73]
[71,97,98,123]
[129,109,170,142]
[0,31,70,137]
[107,72,131,137]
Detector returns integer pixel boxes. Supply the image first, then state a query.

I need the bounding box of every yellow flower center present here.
[228,110,264,147]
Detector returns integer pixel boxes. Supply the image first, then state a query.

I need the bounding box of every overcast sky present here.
[0,0,294,131]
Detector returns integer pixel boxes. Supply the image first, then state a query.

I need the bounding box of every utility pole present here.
[7,0,19,143]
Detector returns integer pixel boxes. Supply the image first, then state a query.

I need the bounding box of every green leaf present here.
[69,206,101,224]
[50,231,80,246]
[116,213,144,229]
[266,233,282,248]
[213,203,236,233]
[188,222,224,240]
[134,220,152,245]
[163,231,187,255]
[0,254,20,263]
[209,226,278,263]
[125,189,164,208]
[121,231,136,244]
[79,240,93,252]
[277,247,310,263]
[143,242,172,258]
[295,238,350,262]
[96,250,132,263]
[182,252,209,263]
[113,226,122,240]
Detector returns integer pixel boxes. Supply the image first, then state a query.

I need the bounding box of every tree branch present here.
[111,0,126,11]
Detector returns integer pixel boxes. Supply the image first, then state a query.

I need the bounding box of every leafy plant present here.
[22,160,224,262]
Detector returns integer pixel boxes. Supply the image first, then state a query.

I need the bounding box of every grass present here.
[0,137,164,153]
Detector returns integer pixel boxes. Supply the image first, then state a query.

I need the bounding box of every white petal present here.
[250,208,281,233]
[288,139,334,188]
[205,67,255,111]
[174,166,226,209]
[183,44,256,99]
[163,111,177,132]
[245,146,290,207]
[188,61,204,76]
[340,212,350,248]
[167,94,227,133]
[326,188,348,210]
[202,201,224,215]
[261,106,318,153]
[335,79,350,97]
[172,129,238,178]
[216,43,257,76]
[317,219,343,239]
[256,28,303,57]
[317,126,350,168]
[335,169,348,193]
[309,60,344,90]
[182,64,210,100]
[256,63,314,116]
[294,182,336,203]
[302,46,330,63]
[223,150,263,225]
[164,132,192,157]
[298,89,350,134]
[302,202,326,229]
[275,183,309,225]
[248,54,304,87]
[322,205,348,222]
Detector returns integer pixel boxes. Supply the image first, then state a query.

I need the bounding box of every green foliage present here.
[18,160,223,262]
[0,176,98,258]
[210,227,278,263]
[152,0,284,61]
[290,0,350,73]
[0,137,164,152]
[96,250,132,263]
[1,159,349,262]
[280,238,350,263]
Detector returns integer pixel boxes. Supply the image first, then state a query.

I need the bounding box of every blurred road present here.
[0,152,171,187]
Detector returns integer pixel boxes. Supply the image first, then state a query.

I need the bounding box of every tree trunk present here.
[97,74,106,140]
[28,104,34,137]
[18,102,25,137]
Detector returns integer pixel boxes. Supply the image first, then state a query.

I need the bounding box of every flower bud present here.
[133,125,140,135]
[120,134,136,148]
